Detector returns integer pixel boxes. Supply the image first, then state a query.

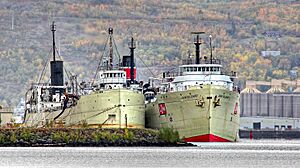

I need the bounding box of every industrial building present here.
[240,93,300,118]
[240,117,300,130]
[240,79,300,132]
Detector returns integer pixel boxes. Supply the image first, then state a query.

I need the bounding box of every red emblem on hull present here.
[158,103,167,115]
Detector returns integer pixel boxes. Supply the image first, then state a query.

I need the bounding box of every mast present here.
[192,32,205,64]
[209,35,213,64]
[128,37,136,83]
[108,27,113,70]
[51,21,56,61]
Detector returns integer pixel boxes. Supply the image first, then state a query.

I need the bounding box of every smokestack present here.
[50,22,64,86]
[194,35,201,64]
[128,37,136,83]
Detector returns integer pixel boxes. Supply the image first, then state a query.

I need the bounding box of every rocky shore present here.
[0,128,194,147]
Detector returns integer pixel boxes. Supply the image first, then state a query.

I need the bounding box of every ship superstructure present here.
[145,33,240,142]
[24,24,145,128]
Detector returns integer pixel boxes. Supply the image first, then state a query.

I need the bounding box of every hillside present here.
[0,0,299,106]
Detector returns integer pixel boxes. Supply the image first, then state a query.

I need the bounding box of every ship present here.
[23,22,145,128]
[144,33,240,142]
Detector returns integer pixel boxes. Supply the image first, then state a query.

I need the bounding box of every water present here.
[0,139,299,168]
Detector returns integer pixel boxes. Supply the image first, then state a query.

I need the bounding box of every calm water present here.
[0,139,299,168]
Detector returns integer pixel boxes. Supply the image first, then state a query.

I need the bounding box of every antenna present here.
[51,21,56,61]
[108,27,113,70]
[209,35,213,64]
[191,32,205,64]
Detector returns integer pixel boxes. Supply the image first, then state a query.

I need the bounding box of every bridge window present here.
[198,67,201,71]
[193,67,197,71]
[202,67,205,71]
[206,67,209,71]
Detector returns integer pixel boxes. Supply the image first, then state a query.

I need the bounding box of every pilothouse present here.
[161,34,237,93]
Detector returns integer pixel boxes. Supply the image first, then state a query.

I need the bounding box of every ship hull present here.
[145,85,240,142]
[24,89,145,128]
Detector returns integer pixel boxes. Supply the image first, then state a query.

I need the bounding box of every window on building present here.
[253,122,261,130]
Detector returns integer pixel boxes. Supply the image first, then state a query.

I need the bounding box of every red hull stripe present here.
[184,134,231,142]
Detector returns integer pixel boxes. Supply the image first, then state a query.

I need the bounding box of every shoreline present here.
[0,128,194,147]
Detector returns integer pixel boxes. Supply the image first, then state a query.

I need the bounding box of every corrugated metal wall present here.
[240,93,300,118]
[268,94,275,117]
[283,96,293,117]
[252,94,260,116]
[293,96,300,118]
[274,95,283,117]
[259,94,269,116]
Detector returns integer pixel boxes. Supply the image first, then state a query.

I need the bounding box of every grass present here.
[0,128,182,146]
[158,127,180,143]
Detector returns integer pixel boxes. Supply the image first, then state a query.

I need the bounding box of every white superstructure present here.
[170,64,235,91]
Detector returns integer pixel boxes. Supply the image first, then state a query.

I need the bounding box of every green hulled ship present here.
[145,34,240,142]
[24,23,145,128]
